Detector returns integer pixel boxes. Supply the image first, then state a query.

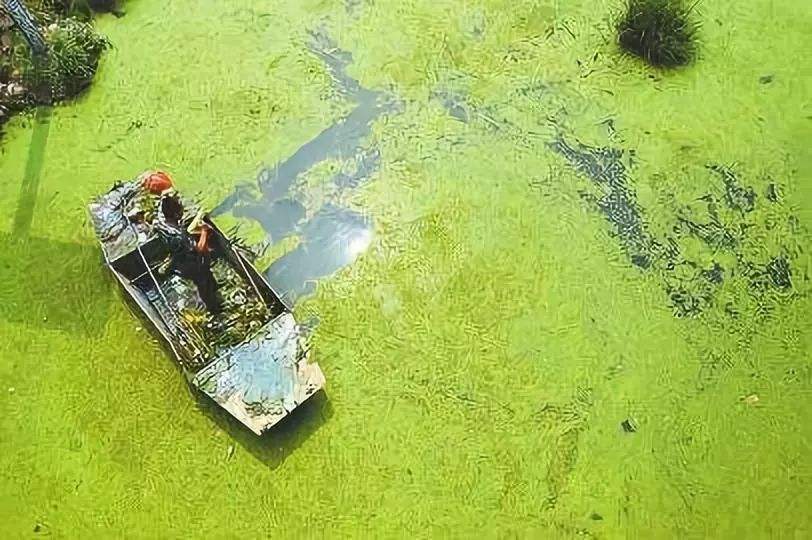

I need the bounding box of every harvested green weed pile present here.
[211,258,272,346]
[133,189,159,222]
[179,257,272,367]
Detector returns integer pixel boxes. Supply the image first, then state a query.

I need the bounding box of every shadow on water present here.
[195,389,334,470]
[13,107,52,237]
[0,233,113,336]
[1,106,114,336]
[213,29,398,306]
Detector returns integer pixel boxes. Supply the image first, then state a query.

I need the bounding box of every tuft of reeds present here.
[616,0,700,68]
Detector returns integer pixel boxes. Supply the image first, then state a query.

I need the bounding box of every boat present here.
[87,172,326,435]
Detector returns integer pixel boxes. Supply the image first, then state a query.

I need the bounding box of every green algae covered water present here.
[1,0,810,537]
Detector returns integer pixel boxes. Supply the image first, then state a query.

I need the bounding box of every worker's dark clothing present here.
[154,216,222,314]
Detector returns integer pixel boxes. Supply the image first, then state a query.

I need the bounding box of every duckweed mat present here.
[1,0,810,537]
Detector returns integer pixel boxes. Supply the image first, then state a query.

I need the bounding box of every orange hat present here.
[143,171,173,194]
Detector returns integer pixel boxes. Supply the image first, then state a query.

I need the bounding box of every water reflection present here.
[265,204,372,304]
[213,29,398,304]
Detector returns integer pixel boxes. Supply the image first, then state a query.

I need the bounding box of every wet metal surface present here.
[192,312,325,435]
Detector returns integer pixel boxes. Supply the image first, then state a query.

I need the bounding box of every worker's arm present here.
[194,224,211,254]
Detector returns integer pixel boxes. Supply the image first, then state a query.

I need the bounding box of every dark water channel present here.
[213,30,398,306]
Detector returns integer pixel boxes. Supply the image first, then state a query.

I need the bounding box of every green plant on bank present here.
[28,1,122,18]
[16,16,109,102]
[3,0,47,55]
[616,0,700,67]
[1,0,113,117]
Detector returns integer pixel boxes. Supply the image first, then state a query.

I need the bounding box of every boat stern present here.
[190,312,325,435]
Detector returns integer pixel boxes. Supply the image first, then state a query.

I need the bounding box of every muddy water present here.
[0,0,810,538]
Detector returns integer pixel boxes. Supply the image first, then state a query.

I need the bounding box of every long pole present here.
[127,221,209,360]
[2,0,47,56]
[233,245,266,305]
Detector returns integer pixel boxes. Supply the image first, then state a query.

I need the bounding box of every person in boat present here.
[123,171,221,314]
[152,187,222,315]
[123,171,176,226]
[143,170,174,194]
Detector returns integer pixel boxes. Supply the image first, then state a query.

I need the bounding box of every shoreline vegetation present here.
[0,0,120,135]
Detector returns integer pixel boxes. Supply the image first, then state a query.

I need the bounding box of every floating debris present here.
[766,256,792,290]
[759,74,774,84]
[590,512,604,521]
[621,418,638,433]
[548,134,798,319]
[740,394,760,405]
[766,183,780,202]
[701,262,725,285]
[226,444,235,460]
[708,164,756,214]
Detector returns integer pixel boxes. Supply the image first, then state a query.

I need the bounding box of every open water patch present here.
[213,29,399,306]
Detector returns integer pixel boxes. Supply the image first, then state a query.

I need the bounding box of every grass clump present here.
[1,1,115,129]
[30,1,123,18]
[616,0,700,68]
[20,16,110,102]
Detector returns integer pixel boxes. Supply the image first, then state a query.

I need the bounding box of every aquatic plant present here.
[0,14,13,87]
[177,257,273,368]
[210,258,272,345]
[132,189,159,223]
[223,224,265,263]
[616,0,700,67]
[18,15,109,102]
[32,1,80,15]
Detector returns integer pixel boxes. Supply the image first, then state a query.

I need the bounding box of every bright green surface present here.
[1,0,810,537]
